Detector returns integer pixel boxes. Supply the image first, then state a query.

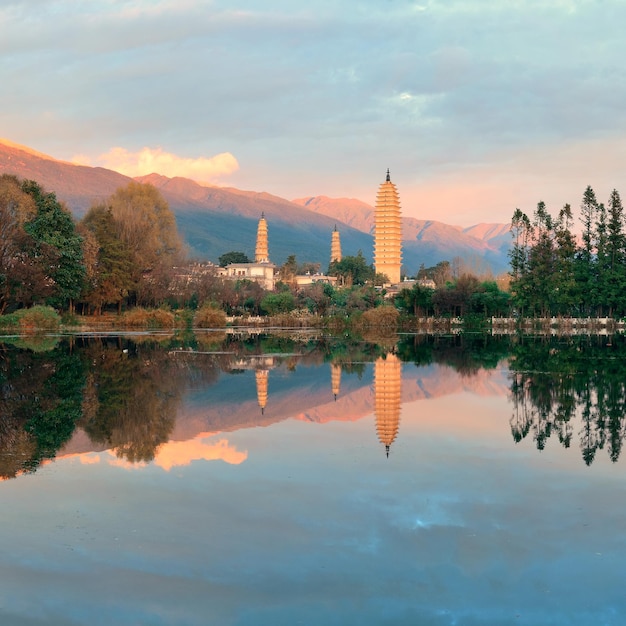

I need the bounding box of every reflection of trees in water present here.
[396,333,511,374]
[509,336,626,465]
[0,337,223,477]
[6,331,625,474]
[80,339,219,463]
[0,346,87,478]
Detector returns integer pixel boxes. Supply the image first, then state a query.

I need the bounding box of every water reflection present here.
[374,353,402,457]
[3,332,626,478]
[509,334,626,466]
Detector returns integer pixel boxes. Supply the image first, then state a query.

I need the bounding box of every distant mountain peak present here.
[0,138,512,273]
[0,138,69,164]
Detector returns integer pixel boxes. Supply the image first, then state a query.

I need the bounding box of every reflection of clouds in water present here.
[72,435,247,471]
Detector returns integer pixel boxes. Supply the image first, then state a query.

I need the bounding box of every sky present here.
[2,0,626,226]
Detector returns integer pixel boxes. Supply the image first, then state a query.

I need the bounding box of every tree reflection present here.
[5,330,626,475]
[0,344,86,477]
[509,335,626,465]
[79,339,211,463]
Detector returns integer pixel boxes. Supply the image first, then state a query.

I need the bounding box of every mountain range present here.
[0,138,512,275]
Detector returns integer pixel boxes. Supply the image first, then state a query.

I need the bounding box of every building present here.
[220,262,276,290]
[255,213,269,263]
[218,214,276,290]
[331,225,342,264]
[374,169,403,285]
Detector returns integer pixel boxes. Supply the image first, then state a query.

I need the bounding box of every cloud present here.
[74,147,239,184]
[153,435,248,470]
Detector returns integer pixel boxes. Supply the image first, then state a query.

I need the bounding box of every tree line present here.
[510,186,626,317]
[6,173,625,321]
[0,175,182,314]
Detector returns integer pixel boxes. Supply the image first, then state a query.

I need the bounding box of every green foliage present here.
[16,305,61,332]
[261,291,296,316]
[509,335,626,465]
[22,179,85,309]
[219,251,250,267]
[328,251,375,286]
[24,348,87,469]
[395,284,434,316]
[509,186,626,318]
[80,204,134,313]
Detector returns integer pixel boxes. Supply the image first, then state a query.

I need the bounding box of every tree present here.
[605,190,626,316]
[553,204,578,315]
[298,282,334,315]
[80,205,134,314]
[219,251,250,267]
[22,179,85,311]
[526,201,556,317]
[328,251,375,286]
[0,175,37,311]
[575,186,599,315]
[107,182,183,304]
[261,291,296,315]
[395,284,433,317]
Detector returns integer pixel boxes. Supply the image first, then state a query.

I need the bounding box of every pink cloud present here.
[72,146,239,184]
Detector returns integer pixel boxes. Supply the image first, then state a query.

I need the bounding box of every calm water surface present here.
[1,332,625,625]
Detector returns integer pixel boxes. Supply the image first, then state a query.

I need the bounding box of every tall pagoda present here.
[374,169,402,284]
[330,225,342,264]
[255,213,269,263]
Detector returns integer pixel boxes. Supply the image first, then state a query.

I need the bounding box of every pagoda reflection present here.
[331,362,341,401]
[255,369,269,415]
[374,353,402,457]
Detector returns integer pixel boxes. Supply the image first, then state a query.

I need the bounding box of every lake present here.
[1,331,625,625]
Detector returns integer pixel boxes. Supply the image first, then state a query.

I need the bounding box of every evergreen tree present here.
[605,189,626,316]
[553,204,578,315]
[575,186,599,316]
[22,180,85,311]
[509,208,532,317]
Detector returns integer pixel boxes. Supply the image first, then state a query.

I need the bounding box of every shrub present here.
[121,308,175,329]
[361,306,400,328]
[16,306,61,333]
[149,309,175,329]
[193,306,227,328]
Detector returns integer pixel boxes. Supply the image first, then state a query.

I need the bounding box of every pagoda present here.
[255,213,269,263]
[374,169,402,284]
[330,225,342,264]
[374,353,402,457]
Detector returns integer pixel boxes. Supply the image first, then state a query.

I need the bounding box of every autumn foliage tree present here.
[81,182,184,310]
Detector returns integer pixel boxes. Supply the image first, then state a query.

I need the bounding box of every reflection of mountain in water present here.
[18,332,624,478]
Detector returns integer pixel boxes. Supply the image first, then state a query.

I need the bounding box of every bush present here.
[16,306,61,333]
[121,308,176,329]
[149,309,176,329]
[360,306,400,328]
[193,306,227,328]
